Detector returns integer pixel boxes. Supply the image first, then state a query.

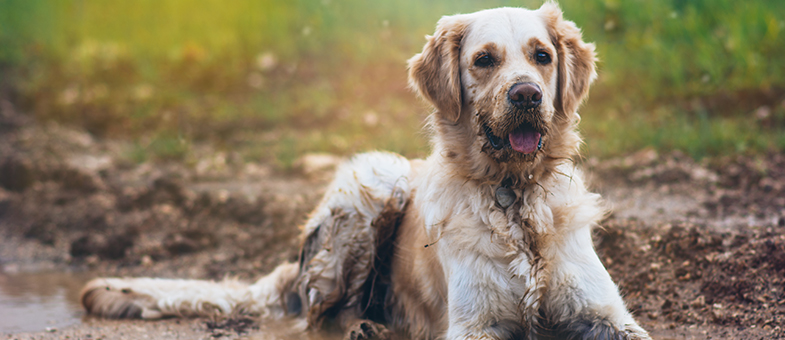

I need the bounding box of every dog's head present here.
[409,3,596,184]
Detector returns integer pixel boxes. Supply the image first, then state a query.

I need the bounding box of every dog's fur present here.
[81,4,651,339]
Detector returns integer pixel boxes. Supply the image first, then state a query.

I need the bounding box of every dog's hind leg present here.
[81,150,410,334]
[293,152,410,336]
[81,262,299,319]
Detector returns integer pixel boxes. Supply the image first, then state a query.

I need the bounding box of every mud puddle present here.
[0,271,91,333]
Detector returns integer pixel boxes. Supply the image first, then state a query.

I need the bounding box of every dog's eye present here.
[474,53,494,67]
[535,51,551,65]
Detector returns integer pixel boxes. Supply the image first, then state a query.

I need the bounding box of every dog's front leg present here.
[539,227,651,340]
[442,253,524,340]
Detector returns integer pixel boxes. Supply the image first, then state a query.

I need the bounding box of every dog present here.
[81,3,651,339]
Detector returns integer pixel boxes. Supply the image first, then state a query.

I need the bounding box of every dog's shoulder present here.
[542,163,606,233]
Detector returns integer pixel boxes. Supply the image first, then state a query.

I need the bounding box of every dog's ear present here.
[541,2,597,117]
[408,15,468,123]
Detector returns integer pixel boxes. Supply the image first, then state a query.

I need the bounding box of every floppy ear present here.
[541,2,597,117]
[407,15,468,123]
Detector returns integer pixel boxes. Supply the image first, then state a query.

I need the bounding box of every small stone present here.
[711,305,724,320]
[141,255,153,267]
[495,187,516,208]
[690,295,705,308]
[85,255,100,266]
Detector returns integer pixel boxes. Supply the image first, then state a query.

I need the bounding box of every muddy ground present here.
[1,101,784,339]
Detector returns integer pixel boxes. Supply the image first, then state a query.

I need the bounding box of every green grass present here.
[582,106,785,159]
[1,0,784,165]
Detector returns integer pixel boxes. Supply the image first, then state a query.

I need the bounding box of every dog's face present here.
[409,4,596,183]
[461,8,558,163]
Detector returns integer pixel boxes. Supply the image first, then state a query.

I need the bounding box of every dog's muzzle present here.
[484,123,543,154]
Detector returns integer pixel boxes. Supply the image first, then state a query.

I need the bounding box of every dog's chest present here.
[429,182,554,308]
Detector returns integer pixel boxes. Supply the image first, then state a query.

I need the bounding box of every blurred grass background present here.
[1,0,784,167]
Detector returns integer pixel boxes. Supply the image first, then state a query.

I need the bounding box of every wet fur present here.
[81,3,650,339]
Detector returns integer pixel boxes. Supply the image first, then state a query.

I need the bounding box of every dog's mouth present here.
[484,122,543,154]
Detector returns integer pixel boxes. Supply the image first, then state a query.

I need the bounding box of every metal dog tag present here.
[495,186,516,208]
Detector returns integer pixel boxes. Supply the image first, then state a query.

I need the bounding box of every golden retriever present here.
[81,3,651,339]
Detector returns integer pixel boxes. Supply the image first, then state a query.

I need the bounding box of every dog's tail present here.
[80,262,299,319]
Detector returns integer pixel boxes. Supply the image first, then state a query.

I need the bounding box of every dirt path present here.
[1,107,783,339]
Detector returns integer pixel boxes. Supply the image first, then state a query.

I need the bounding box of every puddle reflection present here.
[0,271,90,333]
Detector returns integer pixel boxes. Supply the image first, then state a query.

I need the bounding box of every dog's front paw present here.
[343,319,392,340]
[535,317,650,340]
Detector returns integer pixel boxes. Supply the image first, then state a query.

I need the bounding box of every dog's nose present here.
[508,83,542,110]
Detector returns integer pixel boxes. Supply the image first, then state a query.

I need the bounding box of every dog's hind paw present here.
[343,319,392,340]
[80,278,161,319]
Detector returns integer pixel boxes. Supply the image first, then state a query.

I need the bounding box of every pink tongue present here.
[509,127,541,154]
